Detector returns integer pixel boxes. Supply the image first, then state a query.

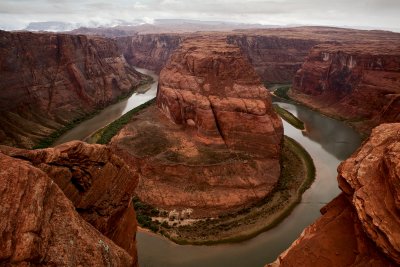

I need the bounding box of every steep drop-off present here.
[116,27,400,86]
[290,42,400,134]
[268,123,400,267]
[0,145,138,266]
[112,37,283,218]
[226,35,318,83]
[117,34,183,73]
[0,30,147,148]
[0,141,139,264]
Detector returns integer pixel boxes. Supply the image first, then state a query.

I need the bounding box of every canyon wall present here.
[112,37,283,217]
[268,123,400,267]
[117,34,183,72]
[0,141,139,266]
[226,35,318,83]
[290,42,400,134]
[0,30,147,148]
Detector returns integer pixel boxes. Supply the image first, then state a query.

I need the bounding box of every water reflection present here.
[53,67,158,145]
[275,100,361,161]
[136,95,362,267]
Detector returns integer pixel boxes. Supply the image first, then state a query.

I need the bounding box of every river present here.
[53,67,158,145]
[53,69,362,267]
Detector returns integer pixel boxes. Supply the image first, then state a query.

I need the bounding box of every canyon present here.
[268,123,400,266]
[290,42,400,134]
[0,141,139,266]
[0,30,148,149]
[112,37,283,220]
[0,24,400,267]
[115,28,400,132]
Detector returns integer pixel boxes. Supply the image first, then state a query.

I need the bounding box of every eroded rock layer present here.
[0,151,135,266]
[290,43,400,134]
[268,123,400,267]
[112,37,283,217]
[0,141,139,262]
[157,37,283,158]
[118,34,183,73]
[0,30,146,148]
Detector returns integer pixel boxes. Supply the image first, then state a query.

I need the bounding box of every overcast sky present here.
[1,0,400,31]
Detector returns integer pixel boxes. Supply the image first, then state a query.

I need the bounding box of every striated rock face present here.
[0,30,146,148]
[117,34,183,73]
[268,123,400,266]
[227,35,318,83]
[0,141,139,262]
[0,151,134,266]
[112,37,283,217]
[157,37,283,157]
[290,43,400,134]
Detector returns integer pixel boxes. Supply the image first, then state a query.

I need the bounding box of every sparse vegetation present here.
[32,77,153,149]
[95,98,156,144]
[135,136,316,244]
[273,104,305,130]
[33,109,101,149]
[273,85,291,100]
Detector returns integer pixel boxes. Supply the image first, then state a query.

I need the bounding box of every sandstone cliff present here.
[117,34,183,73]
[0,148,136,266]
[226,35,318,83]
[268,123,400,266]
[112,37,283,217]
[290,43,400,134]
[0,141,139,264]
[0,30,146,148]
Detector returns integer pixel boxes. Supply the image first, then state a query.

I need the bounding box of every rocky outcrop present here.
[117,34,183,73]
[0,151,135,266]
[0,30,147,148]
[0,141,139,262]
[226,35,318,83]
[290,43,400,134]
[112,37,283,217]
[157,37,283,157]
[268,123,400,266]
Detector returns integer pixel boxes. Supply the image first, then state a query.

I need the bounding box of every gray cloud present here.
[0,0,399,31]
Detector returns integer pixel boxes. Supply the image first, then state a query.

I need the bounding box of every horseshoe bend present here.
[110,37,316,243]
[1,18,400,267]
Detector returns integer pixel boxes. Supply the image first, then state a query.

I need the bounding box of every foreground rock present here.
[0,151,135,266]
[268,123,400,266]
[112,37,283,218]
[290,43,400,134]
[0,141,139,262]
[0,30,147,148]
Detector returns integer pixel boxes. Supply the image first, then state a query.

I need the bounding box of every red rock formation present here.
[267,123,400,266]
[117,34,183,72]
[0,151,135,266]
[226,35,318,83]
[116,27,400,86]
[290,43,400,134]
[158,37,283,157]
[0,30,146,148]
[0,141,139,261]
[112,37,283,217]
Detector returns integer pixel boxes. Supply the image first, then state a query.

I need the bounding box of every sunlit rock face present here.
[0,30,145,148]
[268,123,400,267]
